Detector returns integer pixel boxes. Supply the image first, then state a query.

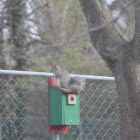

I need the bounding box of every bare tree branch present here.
[4,0,139,55]
[24,30,40,37]
[25,39,52,47]
[35,0,138,49]
[26,2,49,17]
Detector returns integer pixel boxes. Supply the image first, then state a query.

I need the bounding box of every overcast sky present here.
[106,0,115,5]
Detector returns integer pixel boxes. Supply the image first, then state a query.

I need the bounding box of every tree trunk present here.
[114,56,140,139]
[79,0,140,139]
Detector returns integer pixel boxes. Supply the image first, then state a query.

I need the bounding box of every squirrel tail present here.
[69,76,86,92]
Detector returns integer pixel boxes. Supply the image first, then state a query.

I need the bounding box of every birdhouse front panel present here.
[49,88,80,125]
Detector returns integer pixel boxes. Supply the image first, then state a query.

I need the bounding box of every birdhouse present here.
[49,87,80,125]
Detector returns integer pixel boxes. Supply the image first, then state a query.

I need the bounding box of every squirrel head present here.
[51,65,62,78]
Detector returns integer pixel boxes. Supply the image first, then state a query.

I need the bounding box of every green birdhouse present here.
[49,88,80,125]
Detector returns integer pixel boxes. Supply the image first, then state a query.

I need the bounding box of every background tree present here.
[4,0,27,139]
[79,0,140,139]
[25,0,111,75]
[0,31,7,69]
[6,0,27,70]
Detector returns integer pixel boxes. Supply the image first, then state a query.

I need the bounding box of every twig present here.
[27,0,139,49]
[26,3,49,17]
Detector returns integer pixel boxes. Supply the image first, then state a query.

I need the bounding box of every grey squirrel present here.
[51,65,85,92]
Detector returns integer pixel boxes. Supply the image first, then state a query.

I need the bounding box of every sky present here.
[106,0,115,5]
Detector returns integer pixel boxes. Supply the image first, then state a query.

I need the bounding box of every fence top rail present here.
[0,70,115,81]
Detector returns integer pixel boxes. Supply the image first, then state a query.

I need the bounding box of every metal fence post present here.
[0,121,2,140]
[53,133,60,140]
[79,121,83,140]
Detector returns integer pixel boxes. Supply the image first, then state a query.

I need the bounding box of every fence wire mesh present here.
[0,72,120,140]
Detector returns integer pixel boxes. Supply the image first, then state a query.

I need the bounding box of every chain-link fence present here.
[0,70,120,140]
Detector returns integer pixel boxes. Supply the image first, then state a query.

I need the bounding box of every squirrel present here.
[51,65,85,92]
